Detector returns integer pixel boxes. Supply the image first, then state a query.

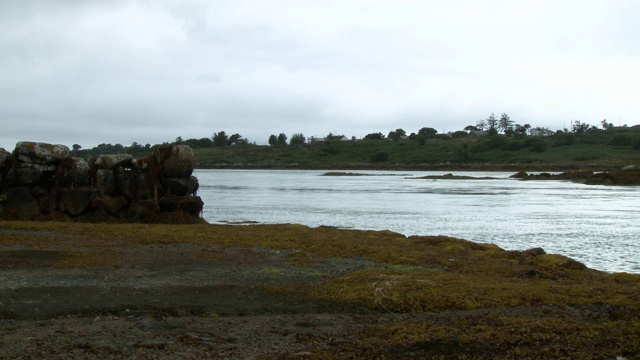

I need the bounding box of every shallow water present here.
[196,169,640,274]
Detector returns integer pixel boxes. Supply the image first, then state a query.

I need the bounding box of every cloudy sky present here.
[1,0,639,150]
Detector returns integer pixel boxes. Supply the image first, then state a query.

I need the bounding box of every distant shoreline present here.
[194,162,621,172]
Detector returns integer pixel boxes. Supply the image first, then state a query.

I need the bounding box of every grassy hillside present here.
[193,127,640,170]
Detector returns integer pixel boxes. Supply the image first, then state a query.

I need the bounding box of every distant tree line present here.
[70,114,640,159]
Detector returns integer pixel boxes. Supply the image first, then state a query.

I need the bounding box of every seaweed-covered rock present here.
[14,142,69,164]
[154,145,194,178]
[159,195,204,215]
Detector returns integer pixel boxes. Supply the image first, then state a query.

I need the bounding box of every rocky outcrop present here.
[0,142,203,223]
[511,169,640,186]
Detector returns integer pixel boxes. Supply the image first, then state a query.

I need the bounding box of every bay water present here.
[196,169,640,274]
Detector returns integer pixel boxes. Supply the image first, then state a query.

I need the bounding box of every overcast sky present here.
[1,0,639,150]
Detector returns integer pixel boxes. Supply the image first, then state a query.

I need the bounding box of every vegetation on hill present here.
[70,122,640,170]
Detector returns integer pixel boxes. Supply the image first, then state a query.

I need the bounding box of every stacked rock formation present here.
[0,142,203,223]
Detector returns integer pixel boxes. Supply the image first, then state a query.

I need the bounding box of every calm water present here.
[196,169,640,274]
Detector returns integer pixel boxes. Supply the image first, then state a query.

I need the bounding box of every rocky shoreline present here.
[1,221,639,359]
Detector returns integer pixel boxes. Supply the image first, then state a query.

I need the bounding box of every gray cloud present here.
[1,0,638,150]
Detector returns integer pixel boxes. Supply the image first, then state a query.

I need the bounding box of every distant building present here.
[529,128,555,136]
[310,135,350,142]
[468,130,489,137]
[328,135,350,141]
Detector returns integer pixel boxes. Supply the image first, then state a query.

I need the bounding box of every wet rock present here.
[3,187,41,219]
[509,171,528,179]
[154,145,194,178]
[14,141,69,164]
[159,195,204,215]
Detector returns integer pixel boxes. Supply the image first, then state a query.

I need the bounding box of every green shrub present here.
[371,151,389,162]
[610,134,633,146]
[552,132,575,147]
[526,137,547,152]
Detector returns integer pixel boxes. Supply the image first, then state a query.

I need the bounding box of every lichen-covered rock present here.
[14,142,69,164]
[93,154,133,170]
[154,145,194,178]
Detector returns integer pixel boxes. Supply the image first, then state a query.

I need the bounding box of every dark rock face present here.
[0,142,203,223]
[4,187,41,219]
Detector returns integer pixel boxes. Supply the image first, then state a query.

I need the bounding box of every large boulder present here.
[154,145,194,178]
[159,195,204,215]
[58,187,95,216]
[56,157,91,187]
[3,163,56,186]
[95,169,115,195]
[93,154,133,170]
[92,195,128,215]
[162,175,199,196]
[14,142,69,164]
[2,187,41,219]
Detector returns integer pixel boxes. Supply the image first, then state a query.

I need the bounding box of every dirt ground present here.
[1,224,639,359]
[0,233,353,359]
